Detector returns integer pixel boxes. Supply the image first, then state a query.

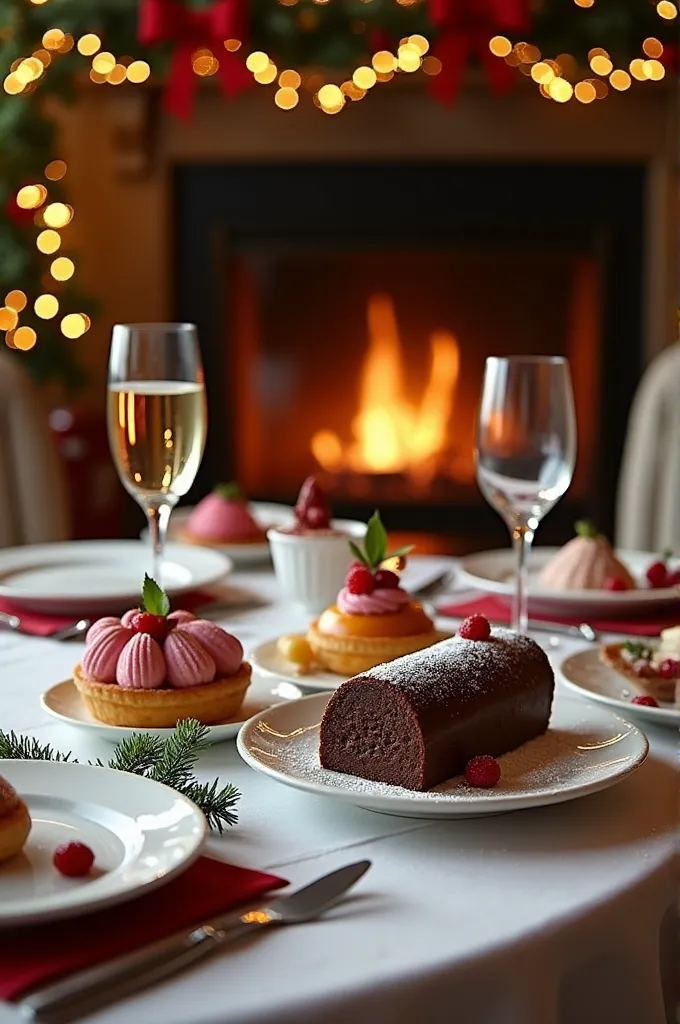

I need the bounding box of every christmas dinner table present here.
[0,555,676,1024]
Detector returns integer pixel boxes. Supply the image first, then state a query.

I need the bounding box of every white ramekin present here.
[267,518,368,615]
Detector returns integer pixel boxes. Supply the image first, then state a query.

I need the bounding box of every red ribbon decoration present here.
[138,0,251,119]
[428,0,531,104]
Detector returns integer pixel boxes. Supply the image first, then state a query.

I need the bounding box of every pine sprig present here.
[0,721,239,832]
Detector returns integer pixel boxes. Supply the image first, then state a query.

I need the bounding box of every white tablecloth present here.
[0,557,677,1024]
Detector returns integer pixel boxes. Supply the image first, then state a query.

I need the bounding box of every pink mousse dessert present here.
[182,483,265,545]
[72,576,251,728]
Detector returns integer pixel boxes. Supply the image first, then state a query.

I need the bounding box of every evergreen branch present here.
[178,778,241,834]
[148,719,211,790]
[106,732,165,775]
[0,730,75,761]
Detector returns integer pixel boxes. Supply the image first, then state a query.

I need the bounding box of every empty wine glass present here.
[107,323,207,582]
[475,356,577,634]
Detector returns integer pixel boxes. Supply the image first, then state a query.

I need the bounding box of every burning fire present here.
[311,294,460,476]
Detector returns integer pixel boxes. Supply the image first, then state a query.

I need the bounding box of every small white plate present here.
[143,502,294,566]
[249,638,347,692]
[458,547,680,617]
[236,694,648,820]
[0,759,206,926]
[0,540,232,614]
[558,648,680,728]
[41,676,306,743]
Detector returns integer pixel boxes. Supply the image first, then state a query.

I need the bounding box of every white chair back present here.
[0,352,70,547]
[615,343,680,553]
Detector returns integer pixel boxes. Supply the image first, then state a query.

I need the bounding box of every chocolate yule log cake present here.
[319,629,554,791]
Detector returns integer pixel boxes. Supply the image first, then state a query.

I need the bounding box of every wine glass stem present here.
[145,503,172,582]
[511,523,535,634]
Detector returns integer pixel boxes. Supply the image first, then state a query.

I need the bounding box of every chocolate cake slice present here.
[319,630,554,791]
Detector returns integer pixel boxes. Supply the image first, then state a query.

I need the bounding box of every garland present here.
[0,718,241,833]
[0,0,674,390]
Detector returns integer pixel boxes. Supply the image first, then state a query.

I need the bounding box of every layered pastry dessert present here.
[600,627,680,705]
[308,511,442,675]
[320,620,554,791]
[73,576,251,727]
[0,775,31,864]
[539,521,636,591]
[181,483,265,546]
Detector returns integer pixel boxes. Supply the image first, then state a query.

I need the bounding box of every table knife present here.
[20,859,371,1024]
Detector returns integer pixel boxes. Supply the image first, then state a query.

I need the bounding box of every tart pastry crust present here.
[307,621,447,676]
[73,661,252,727]
[599,643,676,703]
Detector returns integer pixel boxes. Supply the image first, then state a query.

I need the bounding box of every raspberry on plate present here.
[604,576,629,592]
[53,841,95,877]
[631,695,659,708]
[345,564,374,595]
[464,755,501,788]
[645,560,669,589]
[458,614,491,641]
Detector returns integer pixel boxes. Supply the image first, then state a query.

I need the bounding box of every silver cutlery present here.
[20,859,371,1024]
[0,613,90,642]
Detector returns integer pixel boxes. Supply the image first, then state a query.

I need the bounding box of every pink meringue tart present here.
[73,576,251,728]
[181,483,265,546]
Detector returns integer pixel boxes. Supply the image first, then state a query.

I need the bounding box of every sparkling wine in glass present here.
[107,323,207,582]
[475,356,577,634]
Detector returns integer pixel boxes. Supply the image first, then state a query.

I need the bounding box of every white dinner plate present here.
[558,648,680,728]
[142,502,294,566]
[0,759,206,926]
[236,694,648,820]
[249,638,349,692]
[458,548,680,617]
[0,540,232,614]
[41,675,306,744]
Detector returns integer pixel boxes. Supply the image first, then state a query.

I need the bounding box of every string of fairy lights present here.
[1,0,674,353]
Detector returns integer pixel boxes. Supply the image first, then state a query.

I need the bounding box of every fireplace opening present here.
[174,162,644,550]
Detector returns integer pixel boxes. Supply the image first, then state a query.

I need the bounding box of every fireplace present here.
[173,161,644,551]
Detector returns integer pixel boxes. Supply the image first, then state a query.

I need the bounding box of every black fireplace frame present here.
[173,161,645,547]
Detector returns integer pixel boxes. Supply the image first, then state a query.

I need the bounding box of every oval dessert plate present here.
[0,540,232,615]
[41,676,305,744]
[142,501,294,566]
[0,759,205,926]
[249,638,348,692]
[558,649,680,728]
[458,548,680,617]
[237,694,648,819]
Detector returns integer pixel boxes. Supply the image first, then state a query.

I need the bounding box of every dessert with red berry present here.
[599,626,680,705]
[276,476,337,536]
[539,521,636,591]
[307,511,444,675]
[644,551,680,590]
[72,576,251,727]
[319,622,554,791]
[0,774,31,864]
[181,482,266,546]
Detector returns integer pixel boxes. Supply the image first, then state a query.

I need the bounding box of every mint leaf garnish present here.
[349,541,367,566]
[364,510,387,569]
[574,520,598,539]
[142,574,170,617]
[623,641,652,660]
[385,544,414,561]
[215,482,243,502]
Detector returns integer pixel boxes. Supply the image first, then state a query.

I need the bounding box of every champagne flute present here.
[107,323,207,583]
[475,356,577,634]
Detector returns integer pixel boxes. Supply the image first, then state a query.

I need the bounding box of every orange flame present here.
[311,294,459,476]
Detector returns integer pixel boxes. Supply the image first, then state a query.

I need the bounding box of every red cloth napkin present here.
[437,593,680,637]
[0,590,216,638]
[0,855,286,1001]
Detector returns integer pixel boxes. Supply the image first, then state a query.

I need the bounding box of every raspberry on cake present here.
[307,511,447,676]
[319,630,554,791]
[73,575,251,728]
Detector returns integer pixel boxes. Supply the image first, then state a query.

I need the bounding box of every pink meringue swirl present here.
[81,624,134,683]
[116,633,165,690]
[164,630,216,688]
[336,586,411,615]
[178,620,243,676]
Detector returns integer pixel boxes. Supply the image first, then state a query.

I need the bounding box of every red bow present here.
[138,0,251,119]
[428,0,530,104]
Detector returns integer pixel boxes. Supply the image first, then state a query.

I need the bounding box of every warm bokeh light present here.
[629,58,648,81]
[372,50,396,73]
[13,327,37,351]
[555,54,578,80]
[193,54,219,76]
[61,314,88,339]
[254,62,277,84]
[574,81,597,103]
[341,80,366,100]
[126,60,151,83]
[224,39,242,52]
[37,230,61,255]
[422,56,442,76]
[43,29,65,50]
[516,42,541,64]
[5,290,27,312]
[656,1,677,19]
[642,37,664,58]
[643,59,665,80]
[77,34,101,56]
[397,44,421,73]
[531,62,554,85]
[16,57,44,83]
[0,307,19,331]
[107,64,127,85]
[246,51,269,74]
[50,257,75,281]
[92,52,116,75]
[574,0,595,6]
[591,78,609,99]
[353,66,377,89]
[408,35,429,56]
[609,69,631,91]
[274,86,299,110]
[16,185,46,210]
[548,77,573,102]
[4,75,25,95]
[34,294,59,319]
[590,54,613,76]
[588,47,610,60]
[58,34,75,54]
[45,159,67,181]
[488,36,512,59]
[43,203,73,228]
[317,83,344,113]
[279,69,301,89]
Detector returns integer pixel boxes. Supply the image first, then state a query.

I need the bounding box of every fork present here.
[0,613,90,642]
